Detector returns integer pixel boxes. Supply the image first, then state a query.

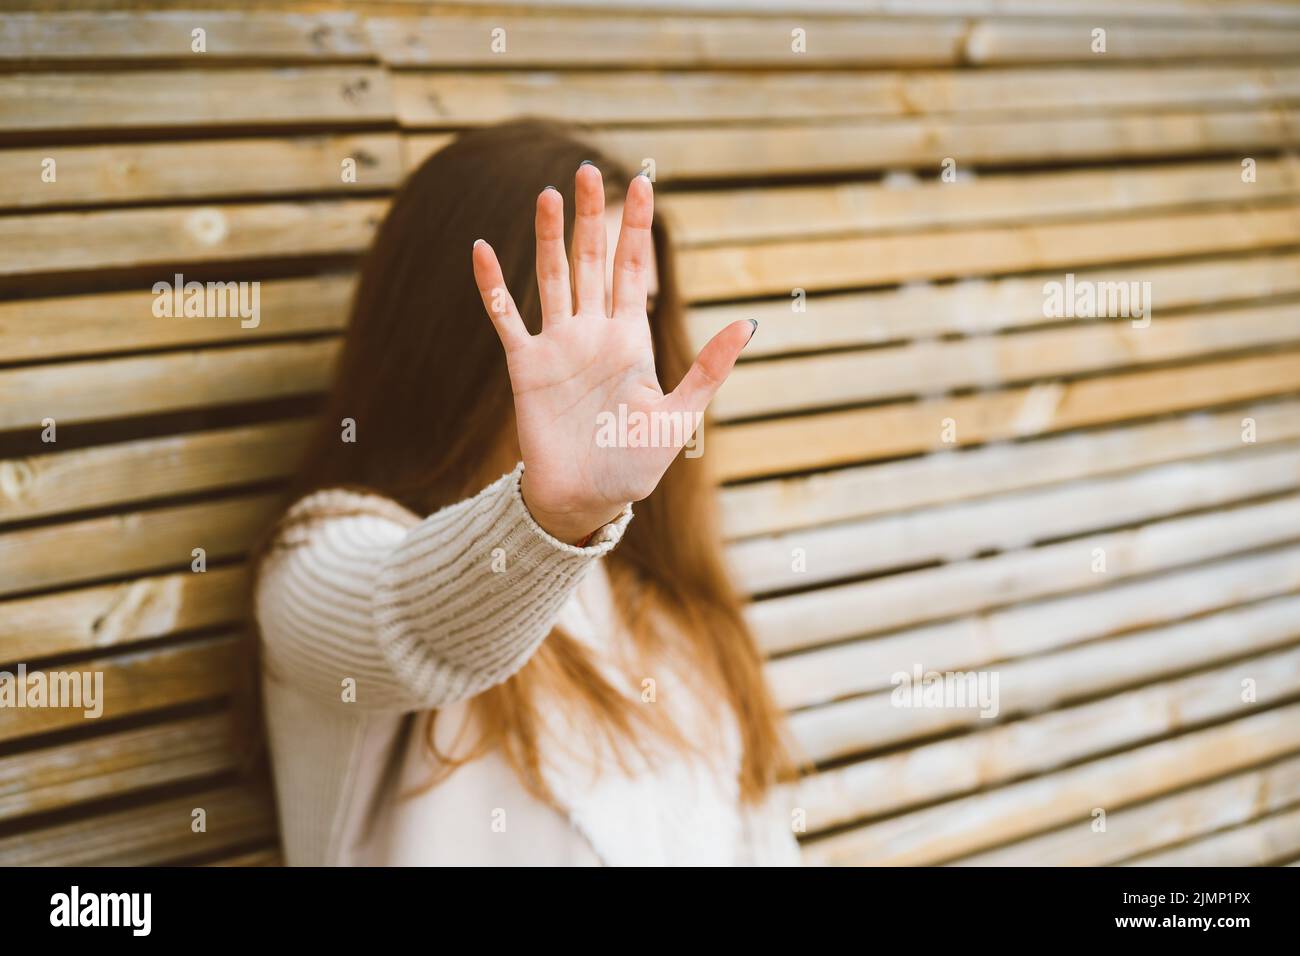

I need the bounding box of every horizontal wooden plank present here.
[393,66,1300,128]
[876,63,1300,113]
[713,351,1300,480]
[967,19,1300,63]
[724,399,1300,540]
[0,420,313,523]
[0,67,393,133]
[0,200,384,277]
[368,14,965,68]
[670,157,1300,246]
[798,643,1300,832]
[0,274,353,363]
[956,756,1300,865]
[537,108,1300,181]
[0,782,273,866]
[373,10,1300,68]
[753,492,1300,656]
[734,443,1300,595]
[0,134,401,211]
[799,701,1300,865]
[0,567,249,663]
[693,252,1300,359]
[207,847,282,866]
[0,11,372,63]
[408,1,1300,25]
[0,713,234,821]
[0,635,238,742]
[0,494,281,597]
[681,202,1300,300]
[717,302,1300,420]
[1123,803,1300,866]
[771,556,1300,713]
[0,340,338,430]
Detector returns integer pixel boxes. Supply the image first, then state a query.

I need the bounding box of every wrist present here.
[520,473,625,546]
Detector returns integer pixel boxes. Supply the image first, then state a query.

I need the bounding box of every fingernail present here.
[543,185,558,193]
[637,169,652,179]
[579,160,595,168]
[746,319,758,344]
[473,238,485,248]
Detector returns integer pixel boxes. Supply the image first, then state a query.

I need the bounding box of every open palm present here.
[472,164,754,544]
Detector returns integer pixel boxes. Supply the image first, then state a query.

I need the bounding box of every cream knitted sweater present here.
[254,463,800,866]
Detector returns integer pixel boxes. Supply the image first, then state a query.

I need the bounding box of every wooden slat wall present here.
[1,0,1298,867]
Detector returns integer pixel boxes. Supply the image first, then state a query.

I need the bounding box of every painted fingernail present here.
[637,169,652,179]
[746,318,758,344]
[579,160,595,168]
[542,185,558,193]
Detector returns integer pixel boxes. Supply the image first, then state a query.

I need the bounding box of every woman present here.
[252,119,799,866]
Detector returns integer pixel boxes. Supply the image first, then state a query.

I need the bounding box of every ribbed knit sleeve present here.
[254,462,632,712]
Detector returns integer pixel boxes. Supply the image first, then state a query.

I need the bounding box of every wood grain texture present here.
[0,200,383,276]
[680,203,1300,299]
[392,66,1300,127]
[955,757,1300,866]
[0,11,373,62]
[557,108,1300,180]
[0,494,282,596]
[692,251,1300,357]
[800,703,1300,865]
[796,643,1300,831]
[723,399,1300,539]
[0,420,313,522]
[0,782,274,866]
[401,1,1300,25]
[713,351,1300,480]
[0,567,249,663]
[734,444,1300,595]
[715,302,1300,420]
[5,1,1298,869]
[756,492,1300,657]
[0,713,235,821]
[368,14,965,68]
[0,135,402,211]
[0,67,393,132]
[669,157,1300,246]
[0,635,239,742]
[0,274,352,362]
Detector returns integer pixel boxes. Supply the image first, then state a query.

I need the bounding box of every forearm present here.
[372,462,632,705]
[257,463,631,711]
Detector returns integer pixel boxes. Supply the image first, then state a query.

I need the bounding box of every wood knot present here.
[0,459,35,504]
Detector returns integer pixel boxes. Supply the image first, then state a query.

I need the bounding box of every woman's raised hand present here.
[471,163,755,545]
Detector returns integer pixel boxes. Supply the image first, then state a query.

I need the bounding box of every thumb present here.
[663,319,756,418]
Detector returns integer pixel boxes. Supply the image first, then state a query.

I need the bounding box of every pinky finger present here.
[472,239,530,352]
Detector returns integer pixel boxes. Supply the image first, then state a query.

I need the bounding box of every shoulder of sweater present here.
[276,464,527,540]
[284,486,421,530]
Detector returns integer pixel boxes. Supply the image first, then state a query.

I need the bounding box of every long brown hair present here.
[247,118,792,804]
